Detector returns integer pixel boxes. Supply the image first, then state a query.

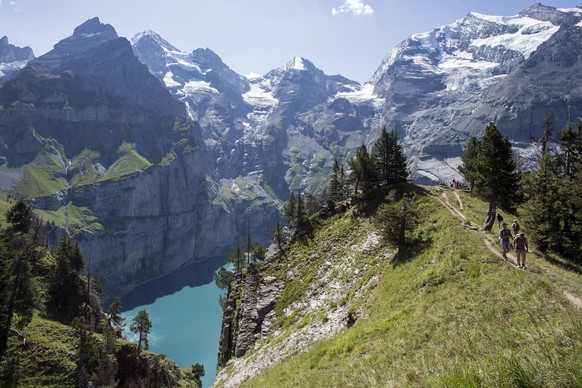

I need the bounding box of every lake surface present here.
[122,255,227,388]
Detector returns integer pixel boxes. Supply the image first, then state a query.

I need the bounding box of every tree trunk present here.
[483,200,496,231]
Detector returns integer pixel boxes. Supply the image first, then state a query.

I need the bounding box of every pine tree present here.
[349,144,376,197]
[329,159,341,201]
[459,122,521,230]
[375,191,419,252]
[372,128,408,185]
[108,298,125,333]
[0,201,41,363]
[130,310,152,351]
[271,218,285,256]
[283,192,296,225]
[523,122,582,255]
[227,243,244,278]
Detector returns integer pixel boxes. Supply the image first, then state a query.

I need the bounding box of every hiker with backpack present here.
[512,220,520,235]
[497,213,504,228]
[499,223,512,259]
[513,233,529,269]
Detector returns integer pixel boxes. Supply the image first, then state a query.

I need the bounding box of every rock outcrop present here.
[217,266,283,368]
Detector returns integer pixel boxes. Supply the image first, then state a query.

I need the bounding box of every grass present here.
[36,202,103,237]
[15,151,69,198]
[101,142,152,182]
[218,186,582,387]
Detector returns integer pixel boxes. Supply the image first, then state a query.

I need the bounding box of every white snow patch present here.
[471,17,559,58]
[162,71,181,88]
[335,83,383,107]
[242,79,278,108]
[183,80,218,95]
[244,72,262,80]
[287,57,306,71]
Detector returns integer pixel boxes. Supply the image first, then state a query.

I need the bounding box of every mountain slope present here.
[371,4,582,182]
[215,186,582,387]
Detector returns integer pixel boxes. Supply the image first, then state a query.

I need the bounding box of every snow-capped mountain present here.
[371,3,582,182]
[132,34,381,195]
[133,4,581,187]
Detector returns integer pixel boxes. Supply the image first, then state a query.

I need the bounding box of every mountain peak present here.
[73,17,117,37]
[131,29,179,52]
[0,35,34,62]
[284,57,315,72]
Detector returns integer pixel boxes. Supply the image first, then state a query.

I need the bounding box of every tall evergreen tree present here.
[227,243,244,278]
[0,201,41,363]
[459,122,521,230]
[130,310,152,351]
[283,192,296,225]
[272,218,285,256]
[523,122,582,255]
[458,136,481,185]
[47,236,85,322]
[329,159,341,201]
[372,128,408,185]
[349,144,376,197]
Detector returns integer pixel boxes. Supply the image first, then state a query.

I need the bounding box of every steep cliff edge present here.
[214,186,582,387]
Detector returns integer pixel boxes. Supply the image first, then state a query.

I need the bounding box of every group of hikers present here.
[497,213,529,268]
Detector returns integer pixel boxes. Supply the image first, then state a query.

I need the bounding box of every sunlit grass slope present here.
[237,186,581,387]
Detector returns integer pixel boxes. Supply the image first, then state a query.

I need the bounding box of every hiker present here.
[511,219,520,235]
[497,213,504,228]
[498,223,512,259]
[513,233,529,269]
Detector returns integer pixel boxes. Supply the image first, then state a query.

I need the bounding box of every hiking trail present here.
[433,187,582,310]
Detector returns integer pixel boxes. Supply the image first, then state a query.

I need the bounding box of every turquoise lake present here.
[122,255,227,388]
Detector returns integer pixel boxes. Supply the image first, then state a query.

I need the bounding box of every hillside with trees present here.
[0,200,203,387]
[213,123,581,387]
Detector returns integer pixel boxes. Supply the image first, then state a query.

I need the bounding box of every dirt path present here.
[452,190,464,210]
[433,188,581,310]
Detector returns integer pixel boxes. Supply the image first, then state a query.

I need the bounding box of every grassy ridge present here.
[234,186,581,387]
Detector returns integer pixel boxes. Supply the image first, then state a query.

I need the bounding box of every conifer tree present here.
[283,192,296,225]
[523,122,582,254]
[349,144,376,197]
[227,243,244,278]
[372,128,408,185]
[0,201,41,363]
[329,159,341,201]
[108,298,125,333]
[376,191,419,252]
[130,310,152,351]
[459,122,521,230]
[272,218,285,255]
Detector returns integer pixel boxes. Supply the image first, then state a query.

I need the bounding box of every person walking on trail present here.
[512,219,520,235]
[497,213,504,228]
[514,233,529,269]
[499,223,512,259]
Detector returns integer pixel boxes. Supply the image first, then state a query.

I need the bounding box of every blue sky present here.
[0,0,580,83]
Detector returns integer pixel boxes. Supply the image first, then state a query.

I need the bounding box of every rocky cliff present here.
[0,18,278,299]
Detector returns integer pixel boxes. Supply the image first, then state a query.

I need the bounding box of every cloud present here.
[331,0,374,16]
